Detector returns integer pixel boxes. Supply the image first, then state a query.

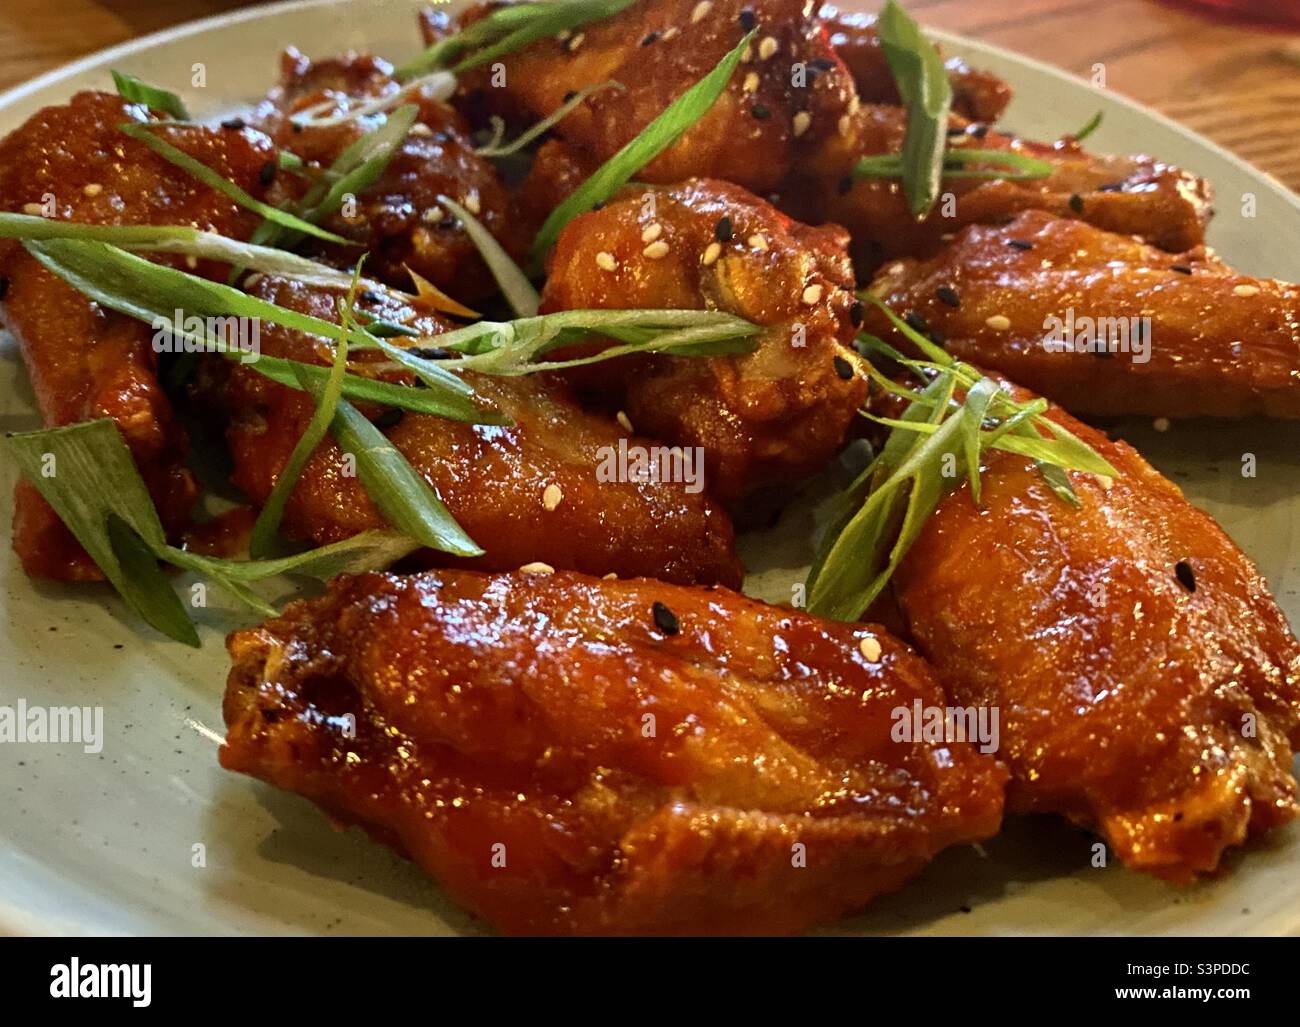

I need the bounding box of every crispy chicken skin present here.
[205,276,744,586]
[252,47,521,300]
[781,104,1212,273]
[540,179,867,503]
[892,389,1300,881]
[866,210,1300,419]
[0,91,274,579]
[820,6,1012,123]
[454,0,860,196]
[221,568,1007,935]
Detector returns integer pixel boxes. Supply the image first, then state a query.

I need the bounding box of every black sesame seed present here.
[714,216,733,242]
[652,601,680,636]
[739,8,757,30]
[904,312,930,335]
[849,299,864,326]
[833,355,854,380]
[0,277,8,301]
[810,57,836,73]
[591,201,606,211]
[936,284,961,308]
[410,346,451,360]
[373,408,404,430]
[1069,193,1084,213]
[563,90,577,103]
[946,125,966,137]
[258,160,277,186]
[967,123,989,139]
[1171,264,1193,275]
[640,30,660,46]
[361,290,382,304]
[291,122,304,134]
[220,117,246,131]
[751,104,771,120]
[1008,239,1033,251]
[1175,560,1196,593]
[837,176,854,195]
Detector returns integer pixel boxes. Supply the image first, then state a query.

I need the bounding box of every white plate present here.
[2,0,1298,936]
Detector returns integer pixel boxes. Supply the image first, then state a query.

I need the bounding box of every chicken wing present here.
[539,178,867,503]
[891,386,1300,881]
[0,91,275,578]
[821,6,1012,123]
[252,47,522,301]
[221,567,1007,935]
[203,275,744,585]
[865,210,1300,419]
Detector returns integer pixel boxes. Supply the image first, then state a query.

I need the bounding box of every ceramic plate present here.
[2,0,1298,936]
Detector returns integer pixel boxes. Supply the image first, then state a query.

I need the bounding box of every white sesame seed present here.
[519,561,555,574]
[742,71,760,93]
[1233,284,1260,297]
[859,636,883,662]
[556,29,572,42]
[463,189,481,215]
[642,239,670,259]
[663,26,679,40]
[1095,474,1114,491]
[702,241,722,266]
[792,111,811,137]
[690,0,713,23]
[542,483,563,511]
[82,183,103,197]
[617,410,634,432]
[741,42,753,62]
[1153,417,1170,432]
[837,114,851,137]
[802,284,823,305]
[596,250,618,272]
[747,233,768,251]
[985,314,1011,331]
[421,205,444,223]
[185,255,198,269]
[409,122,434,137]
[567,32,585,52]
[758,36,779,60]
[243,273,264,289]
[603,572,618,579]
[847,95,861,117]
[641,222,663,243]
[21,202,43,216]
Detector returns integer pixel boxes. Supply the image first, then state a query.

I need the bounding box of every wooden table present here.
[1,0,1297,188]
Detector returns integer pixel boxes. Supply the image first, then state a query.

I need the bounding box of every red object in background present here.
[1170,0,1300,28]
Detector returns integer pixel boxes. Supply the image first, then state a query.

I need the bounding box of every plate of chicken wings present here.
[1,0,1298,937]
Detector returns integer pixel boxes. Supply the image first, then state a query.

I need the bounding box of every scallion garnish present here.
[438,195,540,317]
[111,70,190,121]
[852,146,1055,183]
[804,296,1117,621]
[876,0,953,216]
[395,0,636,80]
[118,121,348,244]
[528,28,756,267]
[475,80,624,158]
[1071,110,1103,142]
[289,72,454,129]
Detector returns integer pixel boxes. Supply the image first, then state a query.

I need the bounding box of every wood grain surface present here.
[0,0,1297,188]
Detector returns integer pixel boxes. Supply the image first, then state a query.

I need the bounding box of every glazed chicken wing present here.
[821,6,1012,123]
[866,210,1300,419]
[0,91,275,578]
[252,47,522,300]
[540,179,867,503]
[221,568,1007,935]
[204,275,743,585]
[892,387,1300,881]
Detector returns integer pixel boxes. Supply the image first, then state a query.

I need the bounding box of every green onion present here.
[528,28,756,268]
[289,73,453,129]
[438,195,539,317]
[322,394,481,558]
[249,266,361,557]
[876,0,953,217]
[396,0,636,80]
[476,80,624,158]
[1071,110,1103,142]
[118,121,348,244]
[852,146,1054,183]
[111,70,190,121]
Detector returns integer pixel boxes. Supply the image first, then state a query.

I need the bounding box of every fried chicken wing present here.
[204,275,743,585]
[0,91,275,578]
[221,567,1007,935]
[781,104,1212,273]
[866,210,1300,419]
[252,47,522,300]
[892,387,1300,881]
[539,179,867,503]
[821,6,1012,123]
